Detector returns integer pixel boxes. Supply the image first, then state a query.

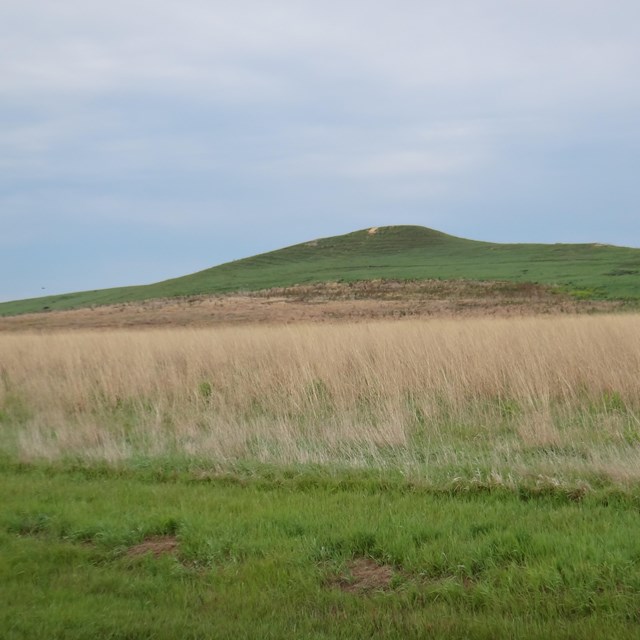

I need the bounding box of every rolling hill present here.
[2,225,639,316]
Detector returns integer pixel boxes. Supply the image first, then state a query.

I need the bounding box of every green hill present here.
[2,225,640,316]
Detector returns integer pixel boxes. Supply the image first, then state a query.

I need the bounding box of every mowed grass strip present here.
[2,464,640,639]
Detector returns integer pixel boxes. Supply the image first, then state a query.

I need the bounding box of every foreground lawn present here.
[3,463,640,639]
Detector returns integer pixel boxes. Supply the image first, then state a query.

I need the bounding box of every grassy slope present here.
[2,225,640,316]
[3,463,640,639]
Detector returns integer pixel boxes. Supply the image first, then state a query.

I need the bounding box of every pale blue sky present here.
[2,1,640,301]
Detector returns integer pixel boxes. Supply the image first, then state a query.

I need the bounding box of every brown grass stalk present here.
[2,315,640,484]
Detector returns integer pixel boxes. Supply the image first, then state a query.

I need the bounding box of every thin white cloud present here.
[3,1,639,109]
[348,150,480,178]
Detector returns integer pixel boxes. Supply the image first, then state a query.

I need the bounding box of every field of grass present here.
[5,463,640,639]
[3,316,640,488]
[2,225,640,316]
[4,315,640,637]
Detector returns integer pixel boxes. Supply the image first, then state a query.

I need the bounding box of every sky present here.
[2,1,640,302]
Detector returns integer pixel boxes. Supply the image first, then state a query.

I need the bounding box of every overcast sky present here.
[2,1,640,301]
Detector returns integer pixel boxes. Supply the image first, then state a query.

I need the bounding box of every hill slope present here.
[2,225,640,316]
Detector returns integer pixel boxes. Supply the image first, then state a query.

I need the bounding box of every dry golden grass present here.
[2,314,640,486]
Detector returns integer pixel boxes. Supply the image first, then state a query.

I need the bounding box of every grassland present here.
[4,315,640,637]
[5,464,640,639]
[3,315,640,486]
[2,225,640,316]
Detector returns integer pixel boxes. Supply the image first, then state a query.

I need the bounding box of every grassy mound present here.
[2,225,639,316]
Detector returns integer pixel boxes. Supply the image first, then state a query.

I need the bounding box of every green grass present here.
[2,225,640,315]
[3,461,640,639]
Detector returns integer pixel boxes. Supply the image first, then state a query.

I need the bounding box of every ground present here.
[0,279,626,331]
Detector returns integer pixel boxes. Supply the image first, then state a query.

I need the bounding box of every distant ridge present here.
[1,225,639,316]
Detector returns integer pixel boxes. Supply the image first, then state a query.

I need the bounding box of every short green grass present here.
[3,461,640,639]
[2,225,640,315]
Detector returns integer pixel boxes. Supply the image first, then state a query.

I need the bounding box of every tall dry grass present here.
[2,315,640,484]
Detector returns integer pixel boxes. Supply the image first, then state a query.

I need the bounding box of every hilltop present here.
[1,225,639,317]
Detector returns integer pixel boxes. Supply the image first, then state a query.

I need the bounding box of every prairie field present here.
[5,314,640,639]
[3,314,640,489]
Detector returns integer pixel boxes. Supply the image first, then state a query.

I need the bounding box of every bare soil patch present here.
[0,280,625,332]
[126,535,179,558]
[331,558,395,593]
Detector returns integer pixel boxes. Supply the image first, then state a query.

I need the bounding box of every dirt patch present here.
[0,279,627,332]
[126,535,178,558]
[331,557,395,593]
